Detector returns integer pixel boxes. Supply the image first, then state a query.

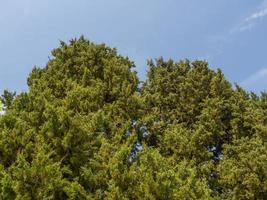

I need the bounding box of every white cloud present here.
[245,7,267,22]
[234,1,267,32]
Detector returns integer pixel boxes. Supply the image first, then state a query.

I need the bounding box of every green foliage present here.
[0,37,266,199]
[218,137,267,199]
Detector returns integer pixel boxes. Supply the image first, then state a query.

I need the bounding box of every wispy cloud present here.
[240,68,267,92]
[237,1,267,32]
[207,1,267,61]
[245,6,267,22]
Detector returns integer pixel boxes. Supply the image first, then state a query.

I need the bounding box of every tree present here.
[0,37,142,199]
[0,90,16,110]
[0,37,266,199]
[0,101,3,115]
[218,137,267,199]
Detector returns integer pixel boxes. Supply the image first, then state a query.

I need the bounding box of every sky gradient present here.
[0,0,267,93]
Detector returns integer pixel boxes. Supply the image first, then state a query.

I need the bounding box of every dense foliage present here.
[0,37,266,199]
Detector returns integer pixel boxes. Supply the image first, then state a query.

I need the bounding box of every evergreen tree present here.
[0,37,266,199]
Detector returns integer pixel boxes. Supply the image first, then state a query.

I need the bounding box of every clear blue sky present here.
[0,0,267,93]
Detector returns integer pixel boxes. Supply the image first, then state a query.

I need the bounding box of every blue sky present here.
[0,0,267,93]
